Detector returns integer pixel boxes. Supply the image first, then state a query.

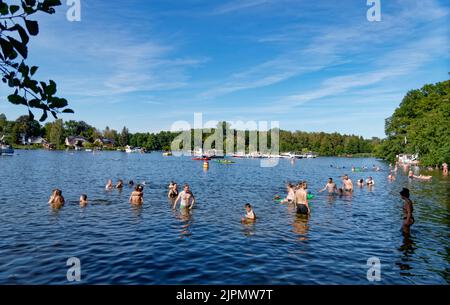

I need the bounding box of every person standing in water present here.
[173,184,196,210]
[167,181,179,200]
[129,185,144,205]
[280,183,295,204]
[116,179,124,189]
[241,203,256,222]
[294,182,310,215]
[400,188,414,234]
[443,162,448,176]
[319,178,337,194]
[342,175,354,192]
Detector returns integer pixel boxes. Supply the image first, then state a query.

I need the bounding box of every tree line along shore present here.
[1,79,448,166]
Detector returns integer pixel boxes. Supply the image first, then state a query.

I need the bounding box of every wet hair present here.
[245,203,252,208]
[80,194,87,201]
[135,185,140,191]
[138,185,144,192]
[184,184,190,189]
[128,180,134,186]
[328,178,333,182]
[400,188,410,198]
[359,179,364,183]
[55,189,62,196]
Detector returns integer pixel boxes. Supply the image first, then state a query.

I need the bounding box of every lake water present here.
[0,150,448,284]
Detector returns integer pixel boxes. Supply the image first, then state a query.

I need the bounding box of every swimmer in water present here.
[105,179,114,190]
[128,180,134,187]
[442,162,448,176]
[173,184,196,210]
[48,189,65,209]
[319,178,337,194]
[167,181,179,200]
[342,175,354,192]
[116,179,123,189]
[366,176,375,186]
[280,183,295,204]
[129,185,144,205]
[388,173,396,181]
[294,182,310,215]
[409,170,432,180]
[357,179,364,187]
[400,188,414,234]
[241,203,256,222]
[79,194,88,207]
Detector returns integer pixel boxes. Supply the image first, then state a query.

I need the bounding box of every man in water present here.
[319,178,337,194]
[342,175,354,192]
[294,182,310,215]
[105,179,114,190]
[173,184,196,210]
[400,188,414,234]
[116,179,124,189]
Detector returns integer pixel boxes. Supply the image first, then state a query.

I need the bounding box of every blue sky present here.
[0,0,449,138]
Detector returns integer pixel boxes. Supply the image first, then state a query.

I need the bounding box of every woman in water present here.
[167,181,179,200]
[48,189,65,209]
[129,185,144,205]
[400,188,414,234]
[280,183,295,204]
[357,179,364,187]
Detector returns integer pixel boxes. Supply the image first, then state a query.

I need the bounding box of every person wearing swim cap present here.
[400,188,414,234]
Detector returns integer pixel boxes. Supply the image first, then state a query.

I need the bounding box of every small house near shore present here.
[65,136,89,149]
[94,138,115,148]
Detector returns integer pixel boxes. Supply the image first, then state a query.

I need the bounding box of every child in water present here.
[241,203,256,222]
[79,194,88,207]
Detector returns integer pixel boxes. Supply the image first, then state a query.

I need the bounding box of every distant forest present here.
[1,79,448,164]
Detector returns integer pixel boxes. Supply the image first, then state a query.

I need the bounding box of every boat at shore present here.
[0,144,14,156]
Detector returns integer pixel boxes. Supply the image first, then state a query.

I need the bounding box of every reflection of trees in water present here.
[242,221,256,237]
[396,232,416,276]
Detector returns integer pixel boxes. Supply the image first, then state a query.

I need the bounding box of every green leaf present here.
[9,24,29,45]
[28,109,34,121]
[8,94,27,105]
[39,110,48,122]
[45,80,57,96]
[0,38,15,59]
[62,108,74,114]
[30,66,38,76]
[7,36,28,59]
[28,99,41,108]
[0,3,8,15]
[25,19,39,36]
[9,5,20,15]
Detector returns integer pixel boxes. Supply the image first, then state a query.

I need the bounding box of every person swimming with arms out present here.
[79,194,88,207]
[48,189,65,209]
[167,181,179,200]
[319,178,337,194]
[241,203,256,223]
[294,182,310,215]
[129,185,144,205]
[105,179,114,190]
[400,188,414,234]
[173,184,196,210]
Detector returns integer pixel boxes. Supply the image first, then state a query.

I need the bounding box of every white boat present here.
[0,144,14,156]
